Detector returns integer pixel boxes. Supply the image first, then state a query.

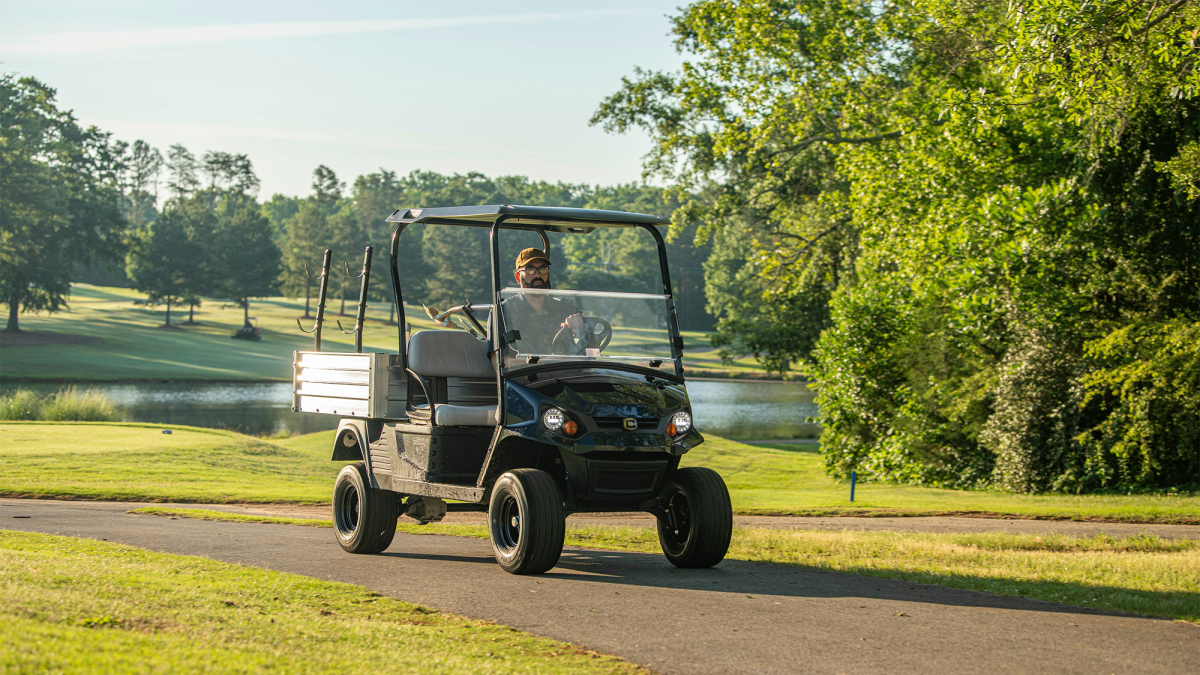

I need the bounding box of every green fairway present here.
[0,530,643,675]
[0,284,764,382]
[687,439,1200,523]
[0,422,334,503]
[4,422,1196,523]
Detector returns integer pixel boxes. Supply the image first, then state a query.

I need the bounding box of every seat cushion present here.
[434,404,498,427]
[409,330,494,379]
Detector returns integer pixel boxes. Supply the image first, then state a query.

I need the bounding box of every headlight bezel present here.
[668,410,692,436]
[541,407,566,432]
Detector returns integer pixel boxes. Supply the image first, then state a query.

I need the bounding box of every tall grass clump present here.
[0,390,45,420]
[0,387,120,422]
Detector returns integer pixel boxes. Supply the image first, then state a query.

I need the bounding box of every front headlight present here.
[542,407,565,431]
[669,411,692,436]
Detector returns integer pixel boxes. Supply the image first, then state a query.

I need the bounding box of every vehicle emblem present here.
[623,417,637,431]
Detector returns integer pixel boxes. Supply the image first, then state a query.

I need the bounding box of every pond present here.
[2,378,819,440]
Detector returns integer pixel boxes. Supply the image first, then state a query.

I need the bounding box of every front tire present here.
[333,462,399,554]
[657,467,732,568]
[488,469,565,574]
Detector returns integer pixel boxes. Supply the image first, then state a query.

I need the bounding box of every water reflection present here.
[687,379,820,439]
[1,379,818,439]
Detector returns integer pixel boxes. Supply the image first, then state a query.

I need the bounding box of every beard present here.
[521,277,550,289]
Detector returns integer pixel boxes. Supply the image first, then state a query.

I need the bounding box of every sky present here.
[1,0,684,198]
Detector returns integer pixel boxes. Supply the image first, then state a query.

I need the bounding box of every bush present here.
[0,390,45,420]
[1074,320,1200,491]
[981,326,1086,493]
[0,387,120,422]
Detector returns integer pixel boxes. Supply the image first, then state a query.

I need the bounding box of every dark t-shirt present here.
[501,294,582,355]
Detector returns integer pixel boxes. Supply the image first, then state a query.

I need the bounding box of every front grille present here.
[592,416,659,431]
[588,459,668,495]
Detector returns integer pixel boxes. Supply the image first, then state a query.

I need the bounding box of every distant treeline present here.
[4,73,717,332]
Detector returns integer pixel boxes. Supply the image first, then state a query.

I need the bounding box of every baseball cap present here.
[515,248,550,270]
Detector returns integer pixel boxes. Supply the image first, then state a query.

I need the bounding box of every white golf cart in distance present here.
[293,205,732,574]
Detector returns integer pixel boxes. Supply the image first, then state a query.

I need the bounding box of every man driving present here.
[502,248,585,354]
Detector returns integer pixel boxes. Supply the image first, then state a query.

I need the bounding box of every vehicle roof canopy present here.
[386,204,670,232]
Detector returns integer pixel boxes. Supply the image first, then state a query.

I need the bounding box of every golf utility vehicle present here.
[292,205,732,574]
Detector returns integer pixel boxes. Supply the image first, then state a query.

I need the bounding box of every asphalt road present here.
[212,503,1200,539]
[4,499,1198,675]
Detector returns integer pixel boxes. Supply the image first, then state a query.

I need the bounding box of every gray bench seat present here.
[408,329,498,427]
[433,404,498,426]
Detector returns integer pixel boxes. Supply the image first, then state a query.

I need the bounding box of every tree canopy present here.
[1,74,126,332]
[595,0,1199,492]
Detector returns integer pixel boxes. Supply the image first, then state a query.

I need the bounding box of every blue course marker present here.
[850,470,856,502]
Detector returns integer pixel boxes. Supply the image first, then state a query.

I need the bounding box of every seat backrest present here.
[408,330,493,379]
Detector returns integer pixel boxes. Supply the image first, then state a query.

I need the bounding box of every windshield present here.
[498,288,673,369]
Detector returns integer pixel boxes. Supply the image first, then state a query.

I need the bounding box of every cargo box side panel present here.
[293,351,406,420]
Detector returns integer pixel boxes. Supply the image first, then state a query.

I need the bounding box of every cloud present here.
[4,9,657,56]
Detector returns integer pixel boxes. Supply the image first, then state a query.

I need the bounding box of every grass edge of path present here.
[130,507,1200,625]
[0,529,647,675]
[6,422,1196,522]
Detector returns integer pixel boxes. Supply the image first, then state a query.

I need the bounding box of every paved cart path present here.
[4,499,1197,675]
[205,502,1200,539]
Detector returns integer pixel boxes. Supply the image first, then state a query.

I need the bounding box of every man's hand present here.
[563,313,584,332]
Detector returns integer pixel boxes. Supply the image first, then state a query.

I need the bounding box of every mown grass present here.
[5,423,1197,522]
[131,508,1200,624]
[0,422,335,503]
[0,283,760,382]
[0,386,121,421]
[688,440,1200,523]
[0,530,644,675]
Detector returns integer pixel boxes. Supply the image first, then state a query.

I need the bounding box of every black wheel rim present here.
[494,492,521,553]
[335,482,360,538]
[663,489,691,552]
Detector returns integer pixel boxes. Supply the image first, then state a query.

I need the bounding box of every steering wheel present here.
[551,317,612,356]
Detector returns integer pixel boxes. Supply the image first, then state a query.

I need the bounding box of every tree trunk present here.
[189,303,195,323]
[243,300,250,326]
[304,277,312,318]
[389,300,395,325]
[340,283,346,316]
[165,296,172,327]
[5,281,20,333]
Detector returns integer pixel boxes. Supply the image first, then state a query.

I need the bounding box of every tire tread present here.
[658,466,732,568]
[335,462,398,554]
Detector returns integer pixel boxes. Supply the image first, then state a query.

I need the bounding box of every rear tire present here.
[488,469,565,574]
[657,467,732,568]
[333,462,398,554]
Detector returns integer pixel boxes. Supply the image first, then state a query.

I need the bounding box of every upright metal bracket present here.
[337,246,374,353]
[296,249,332,351]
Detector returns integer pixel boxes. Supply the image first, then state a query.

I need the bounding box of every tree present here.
[165,144,200,203]
[591,1,870,366]
[1,74,126,332]
[279,199,331,317]
[345,170,405,323]
[312,165,344,206]
[212,195,281,326]
[261,193,299,241]
[200,150,260,209]
[124,140,163,228]
[125,198,209,326]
